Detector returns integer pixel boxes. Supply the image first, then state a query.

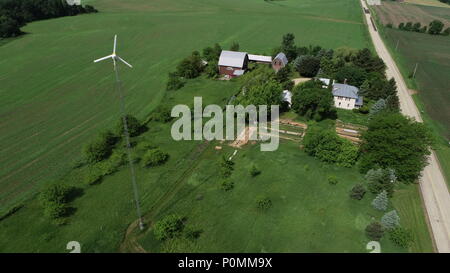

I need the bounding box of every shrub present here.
[381,210,400,230]
[365,168,394,196]
[43,202,68,219]
[150,106,172,123]
[250,164,261,177]
[336,140,359,168]
[142,149,169,167]
[39,184,72,205]
[372,190,389,211]
[221,180,234,191]
[349,184,366,200]
[204,60,219,78]
[220,156,234,178]
[153,214,184,241]
[39,183,72,220]
[84,166,103,185]
[365,222,384,241]
[117,115,143,137]
[328,175,338,185]
[166,72,186,90]
[176,51,204,79]
[83,130,117,163]
[256,197,272,210]
[389,227,413,248]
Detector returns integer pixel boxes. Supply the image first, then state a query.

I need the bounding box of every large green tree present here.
[291,81,335,121]
[428,20,444,35]
[360,113,433,183]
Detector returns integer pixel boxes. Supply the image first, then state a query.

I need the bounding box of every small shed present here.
[272,52,288,72]
[218,50,249,78]
[248,54,272,64]
[281,90,293,108]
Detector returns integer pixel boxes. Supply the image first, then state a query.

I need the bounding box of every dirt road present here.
[360,0,450,253]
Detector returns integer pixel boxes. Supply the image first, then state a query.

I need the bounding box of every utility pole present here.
[395,39,399,51]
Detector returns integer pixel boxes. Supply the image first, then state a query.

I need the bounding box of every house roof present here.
[218,50,248,68]
[318,78,332,86]
[274,52,288,65]
[332,83,359,99]
[248,54,272,63]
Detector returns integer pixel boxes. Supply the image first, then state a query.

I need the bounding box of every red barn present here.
[218,50,249,79]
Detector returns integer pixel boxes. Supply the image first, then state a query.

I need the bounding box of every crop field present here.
[404,0,450,8]
[375,1,449,27]
[0,0,371,215]
[372,3,450,183]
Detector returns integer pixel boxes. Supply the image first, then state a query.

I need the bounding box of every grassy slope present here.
[0,76,238,253]
[138,140,405,253]
[0,0,371,214]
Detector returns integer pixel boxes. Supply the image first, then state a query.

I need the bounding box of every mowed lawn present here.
[0,0,371,214]
[138,140,431,253]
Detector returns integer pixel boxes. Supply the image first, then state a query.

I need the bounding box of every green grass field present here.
[137,140,432,253]
[0,0,371,215]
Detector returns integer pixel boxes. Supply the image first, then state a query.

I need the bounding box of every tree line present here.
[387,20,450,36]
[0,0,98,38]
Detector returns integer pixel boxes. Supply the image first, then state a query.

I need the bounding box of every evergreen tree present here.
[365,222,384,241]
[381,210,400,230]
[372,190,389,211]
[369,98,386,118]
[349,184,366,200]
[281,33,297,60]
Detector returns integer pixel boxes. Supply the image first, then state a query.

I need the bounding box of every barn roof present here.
[274,52,288,65]
[218,50,248,68]
[248,54,272,63]
[332,83,359,99]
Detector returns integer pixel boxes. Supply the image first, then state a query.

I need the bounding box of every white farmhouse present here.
[332,83,363,110]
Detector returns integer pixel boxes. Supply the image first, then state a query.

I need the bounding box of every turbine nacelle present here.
[93,35,133,68]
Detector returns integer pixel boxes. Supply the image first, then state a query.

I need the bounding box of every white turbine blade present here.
[113,35,117,54]
[117,56,133,68]
[94,55,113,63]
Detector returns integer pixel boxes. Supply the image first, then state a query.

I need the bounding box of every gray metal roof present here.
[248,54,272,63]
[332,83,359,99]
[274,52,288,65]
[218,50,248,68]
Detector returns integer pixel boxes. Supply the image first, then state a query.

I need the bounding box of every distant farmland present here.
[372,2,450,183]
[0,0,371,215]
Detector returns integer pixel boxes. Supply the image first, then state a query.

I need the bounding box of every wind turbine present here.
[94,35,133,69]
[94,35,145,231]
